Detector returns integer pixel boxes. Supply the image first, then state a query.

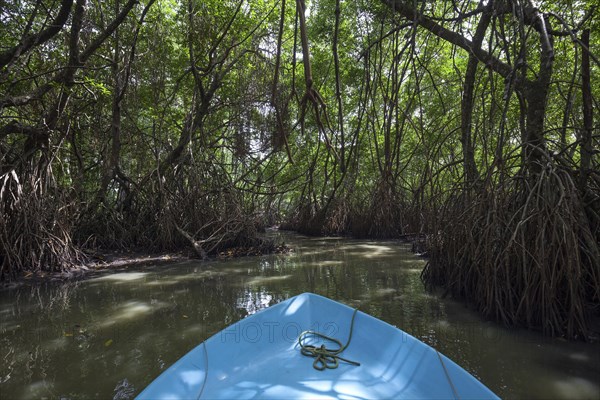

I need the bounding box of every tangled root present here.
[0,169,85,279]
[423,162,600,339]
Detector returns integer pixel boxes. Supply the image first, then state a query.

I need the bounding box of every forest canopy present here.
[1,0,598,339]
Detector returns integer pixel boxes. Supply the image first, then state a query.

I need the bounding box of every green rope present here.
[297,308,361,371]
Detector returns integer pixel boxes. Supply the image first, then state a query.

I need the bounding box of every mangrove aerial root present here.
[422,162,600,340]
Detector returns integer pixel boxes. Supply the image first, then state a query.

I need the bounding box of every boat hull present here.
[137,292,498,399]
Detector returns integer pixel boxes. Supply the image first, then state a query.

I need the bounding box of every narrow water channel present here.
[1,232,598,399]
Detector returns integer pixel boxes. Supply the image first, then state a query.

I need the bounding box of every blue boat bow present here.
[137,292,499,399]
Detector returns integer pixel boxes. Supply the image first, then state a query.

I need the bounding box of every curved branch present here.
[80,0,139,63]
[547,11,600,68]
[0,0,138,110]
[380,0,512,78]
[0,0,74,69]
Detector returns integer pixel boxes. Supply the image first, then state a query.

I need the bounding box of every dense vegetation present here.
[1,0,598,339]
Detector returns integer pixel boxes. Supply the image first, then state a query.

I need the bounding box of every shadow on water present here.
[0,232,599,399]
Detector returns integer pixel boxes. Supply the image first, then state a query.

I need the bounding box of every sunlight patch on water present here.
[346,244,395,258]
[299,260,344,268]
[317,261,343,267]
[405,268,423,274]
[145,279,181,286]
[568,352,589,362]
[220,268,247,274]
[374,288,397,297]
[246,275,293,286]
[553,377,599,399]
[22,380,53,398]
[299,250,337,257]
[435,319,451,329]
[182,323,208,338]
[144,270,227,286]
[189,270,226,279]
[90,272,149,282]
[0,307,15,315]
[97,300,154,328]
[396,259,426,266]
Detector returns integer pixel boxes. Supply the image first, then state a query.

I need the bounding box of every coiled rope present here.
[297,308,361,371]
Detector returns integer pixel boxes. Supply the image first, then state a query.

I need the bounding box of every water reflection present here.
[0,233,598,399]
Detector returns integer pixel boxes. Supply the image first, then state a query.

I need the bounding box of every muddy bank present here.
[1,243,291,289]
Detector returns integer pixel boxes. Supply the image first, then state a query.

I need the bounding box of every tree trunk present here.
[333,0,345,173]
[296,0,313,90]
[461,5,492,186]
[579,29,593,193]
[98,4,123,205]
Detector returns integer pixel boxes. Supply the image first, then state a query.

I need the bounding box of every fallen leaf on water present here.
[64,332,73,337]
[104,339,113,347]
[182,315,189,319]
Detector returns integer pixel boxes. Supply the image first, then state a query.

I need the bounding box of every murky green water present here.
[1,233,599,399]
